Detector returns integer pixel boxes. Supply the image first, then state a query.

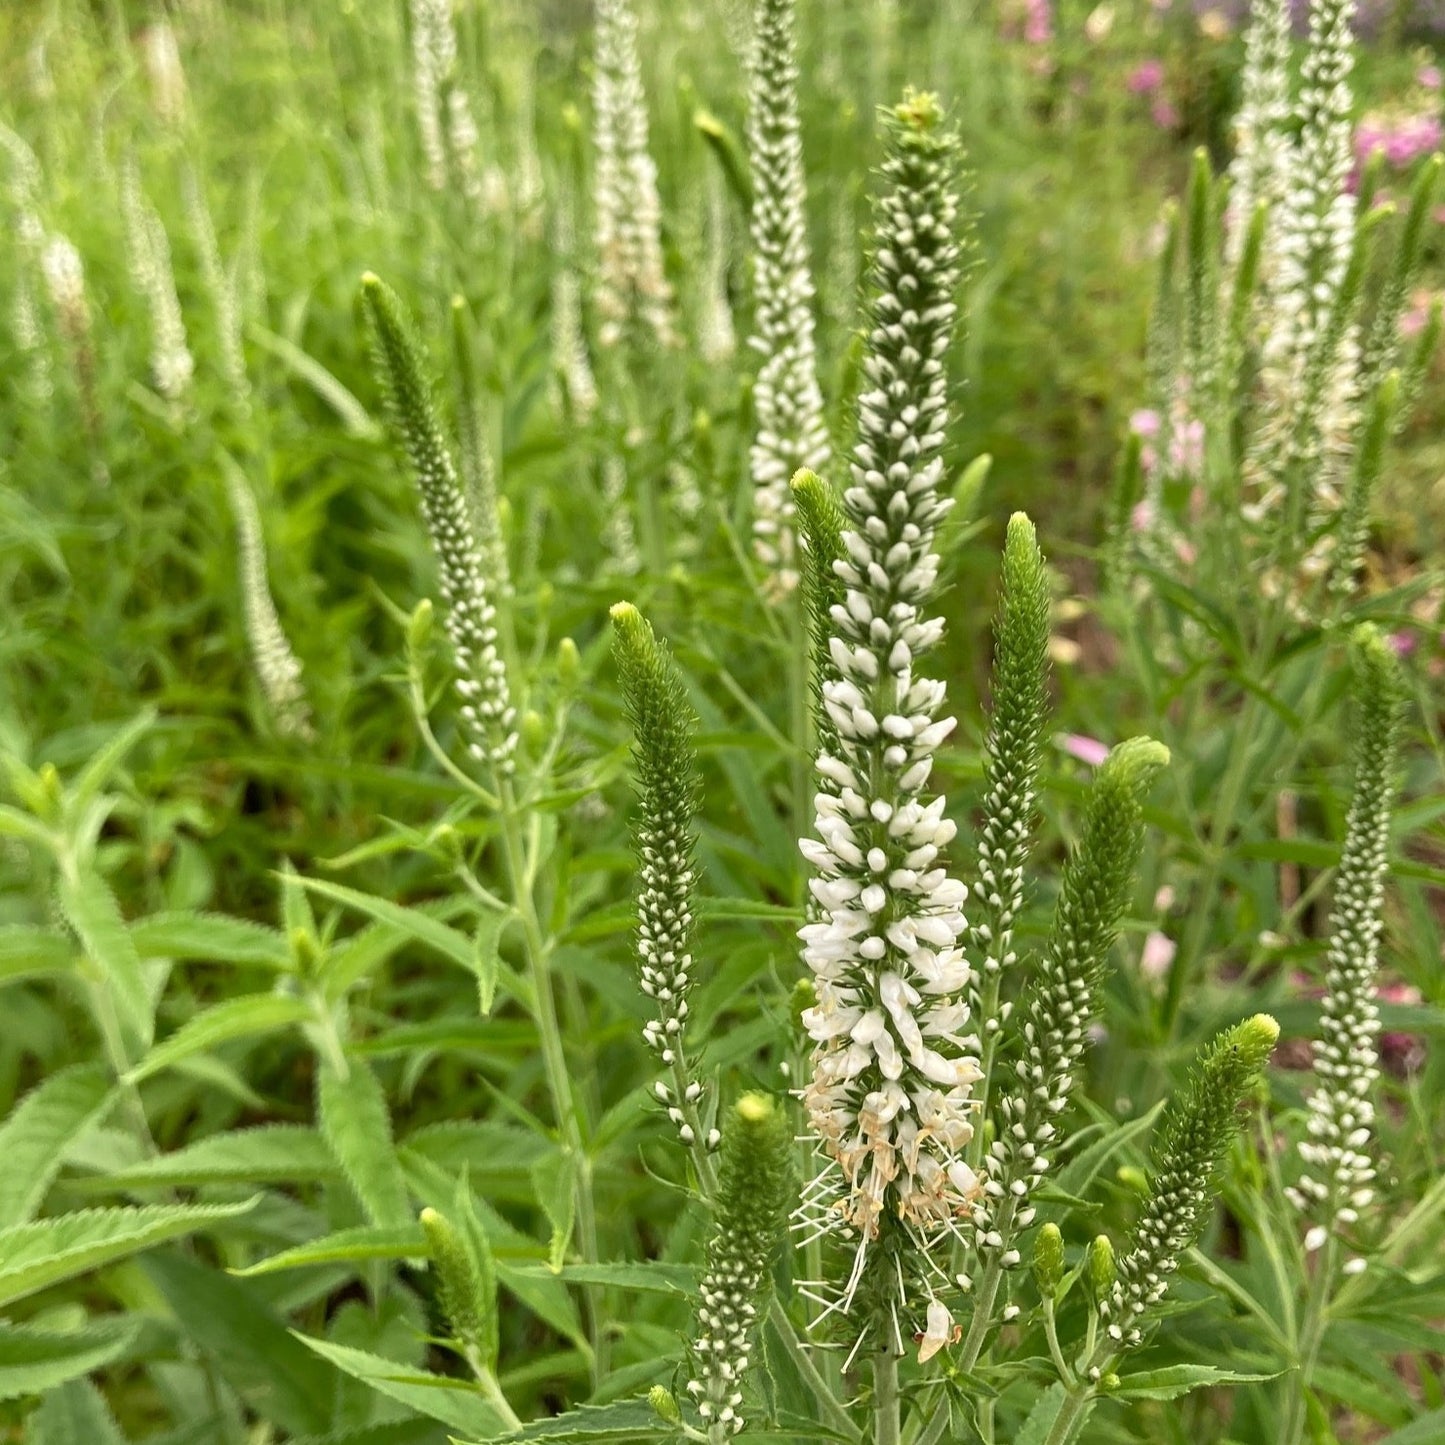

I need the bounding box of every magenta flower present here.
[1060,733,1110,766]
[1128,59,1165,94]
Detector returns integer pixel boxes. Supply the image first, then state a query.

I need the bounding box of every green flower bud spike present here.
[361,273,517,777]
[971,511,1051,1120]
[611,603,716,1154]
[1033,1223,1064,1300]
[1100,1014,1279,1356]
[688,1094,794,1439]
[963,737,1168,1367]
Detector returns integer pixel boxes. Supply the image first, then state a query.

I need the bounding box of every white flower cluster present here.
[1252,0,1360,551]
[120,157,194,402]
[1286,633,1400,1251]
[689,1246,757,1435]
[39,234,88,343]
[138,21,188,130]
[592,0,675,348]
[798,100,979,1309]
[746,0,830,593]
[700,171,737,366]
[224,465,313,741]
[550,206,599,419]
[409,0,485,206]
[1225,0,1293,272]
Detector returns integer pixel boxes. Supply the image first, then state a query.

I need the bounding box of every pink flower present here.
[1387,629,1417,656]
[1152,99,1181,130]
[1128,59,1165,94]
[1130,408,1161,438]
[1131,499,1155,532]
[1140,930,1176,980]
[1060,733,1110,766]
[1420,65,1442,91]
[1024,0,1053,45]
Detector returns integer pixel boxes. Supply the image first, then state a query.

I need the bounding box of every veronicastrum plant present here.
[2,4,1440,1444]
[241,93,1308,1445]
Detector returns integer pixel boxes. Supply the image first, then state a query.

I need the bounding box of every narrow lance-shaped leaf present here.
[318,1057,412,1230]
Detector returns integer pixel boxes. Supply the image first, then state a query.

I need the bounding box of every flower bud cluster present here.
[746,0,830,591]
[592,0,675,348]
[362,275,517,775]
[1287,627,1404,1251]
[798,96,980,1303]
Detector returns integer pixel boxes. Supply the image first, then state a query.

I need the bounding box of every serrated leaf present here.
[93,1125,335,1189]
[0,1198,256,1306]
[508,1261,693,1294]
[30,1378,127,1445]
[474,909,507,1016]
[483,1399,673,1441]
[0,924,75,984]
[0,1317,141,1401]
[126,992,312,1083]
[299,877,477,972]
[0,1062,115,1226]
[319,1060,412,1229]
[57,867,156,1053]
[292,1334,508,1435]
[1112,1363,1280,1401]
[1014,1384,1069,1445]
[130,911,291,969]
[231,1226,426,1278]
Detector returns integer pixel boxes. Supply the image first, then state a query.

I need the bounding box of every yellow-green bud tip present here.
[648,1385,682,1425]
[419,1207,440,1227]
[895,88,942,129]
[360,271,381,289]
[609,601,638,624]
[736,1092,775,1126]
[1240,1013,1280,1050]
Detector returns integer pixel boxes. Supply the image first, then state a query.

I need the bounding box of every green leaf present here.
[0,924,75,984]
[93,1125,336,1190]
[485,1399,674,1441]
[1014,1384,1068,1445]
[0,1198,256,1306]
[1379,1410,1445,1445]
[231,1226,426,1278]
[508,1261,694,1295]
[30,1378,127,1445]
[0,1062,115,1226]
[249,324,382,437]
[298,877,504,993]
[319,1060,412,1229]
[57,867,156,1053]
[144,1249,336,1436]
[130,911,292,969]
[0,1317,141,1401]
[1112,1363,1280,1401]
[126,992,313,1083]
[474,908,507,1015]
[292,1334,508,1436]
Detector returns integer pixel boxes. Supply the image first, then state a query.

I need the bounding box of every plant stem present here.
[1041,1384,1096,1445]
[1161,688,1265,1034]
[959,1198,1018,1370]
[874,1352,901,1445]
[1280,1235,1336,1445]
[496,777,605,1381]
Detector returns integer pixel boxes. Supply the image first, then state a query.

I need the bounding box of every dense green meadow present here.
[1,1,1443,1442]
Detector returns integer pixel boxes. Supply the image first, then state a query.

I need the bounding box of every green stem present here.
[1161,688,1265,1034]
[959,1199,1017,1370]
[770,1306,862,1444]
[874,1352,901,1445]
[496,777,604,1381]
[1041,1384,1096,1445]
[1281,1235,1337,1445]
[463,1346,524,1432]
